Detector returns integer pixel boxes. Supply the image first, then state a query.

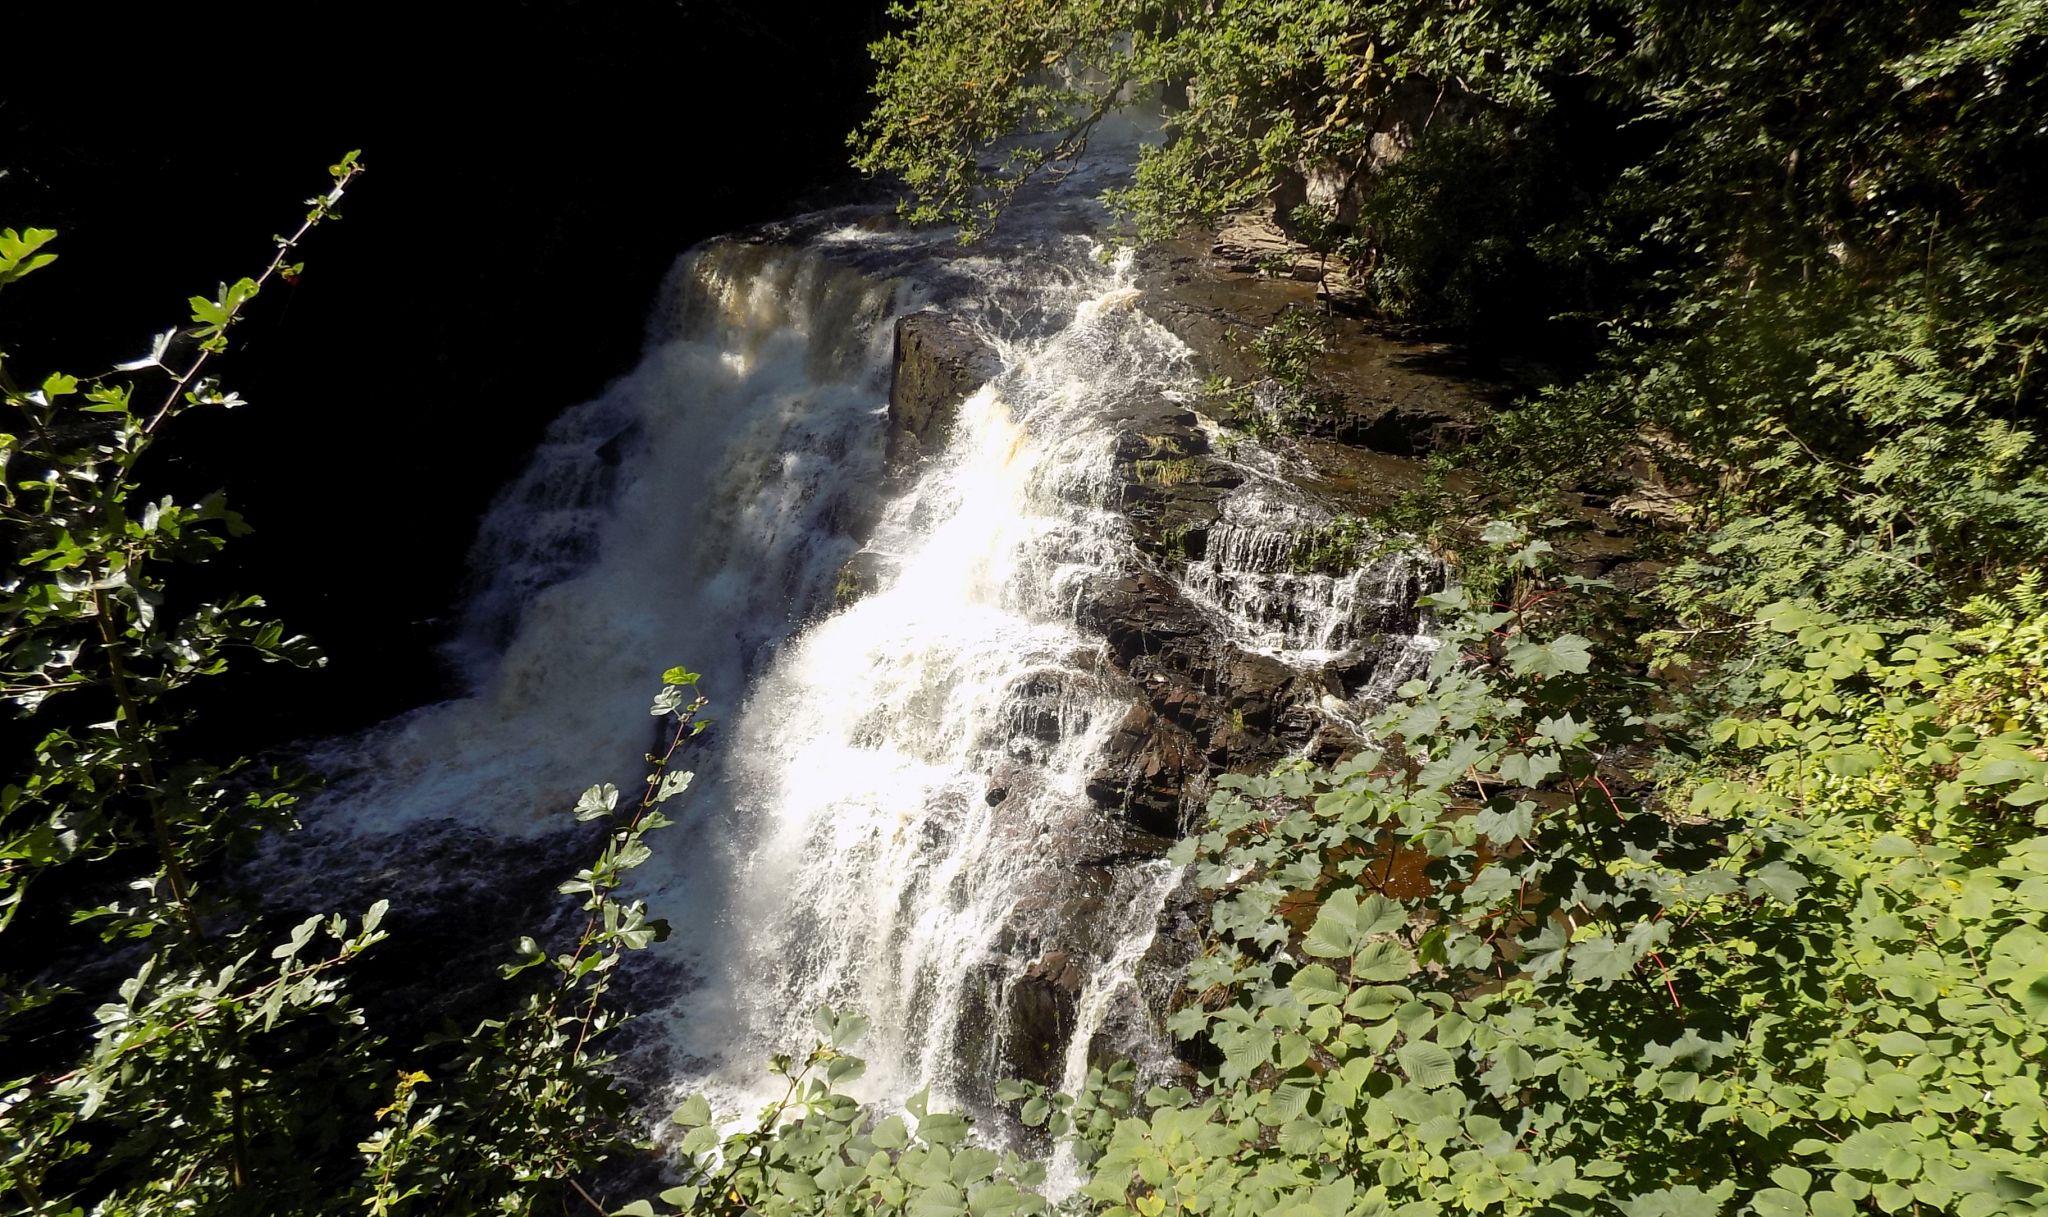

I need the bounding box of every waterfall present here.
[658,246,1197,1110]
[288,195,1438,1127]
[301,241,901,840]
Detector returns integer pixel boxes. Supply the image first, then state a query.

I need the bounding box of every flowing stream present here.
[291,191,1438,1123]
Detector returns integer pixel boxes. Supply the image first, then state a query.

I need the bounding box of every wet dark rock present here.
[594,420,641,468]
[1133,234,1489,459]
[888,310,1002,465]
[1106,398,1245,563]
[1003,669,1097,744]
[1087,703,1204,837]
[1004,950,1085,1086]
[1079,569,1214,666]
[1072,563,1347,829]
[833,549,885,609]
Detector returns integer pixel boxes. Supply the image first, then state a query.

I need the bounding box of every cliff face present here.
[867,230,1486,1084]
[881,233,1476,845]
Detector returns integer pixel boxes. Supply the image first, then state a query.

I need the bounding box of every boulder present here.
[887,310,1003,465]
[1086,703,1205,837]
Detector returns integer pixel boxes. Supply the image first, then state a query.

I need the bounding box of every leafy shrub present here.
[2,161,697,1217]
[659,529,2048,1217]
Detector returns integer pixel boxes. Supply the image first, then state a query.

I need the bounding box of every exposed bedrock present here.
[1108,397,1243,563]
[1135,232,1487,458]
[872,301,1452,844]
[878,286,1462,1092]
[887,309,1005,465]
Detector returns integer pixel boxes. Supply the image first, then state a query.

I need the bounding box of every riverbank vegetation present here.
[733,3,2046,1215]
[0,162,706,1215]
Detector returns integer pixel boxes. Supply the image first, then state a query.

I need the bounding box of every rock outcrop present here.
[1135,233,1487,458]
[887,310,1004,465]
[1002,949,1084,1086]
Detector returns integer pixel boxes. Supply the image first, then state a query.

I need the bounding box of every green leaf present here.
[2023,975,2048,1022]
[1506,634,1593,678]
[1745,861,1808,904]
[574,783,620,821]
[833,1011,871,1048]
[1396,1041,1456,1089]
[1290,963,1346,1006]
[0,227,58,290]
[919,1112,970,1146]
[673,1093,713,1127]
[654,769,695,804]
[1351,939,1416,982]
[1566,934,1638,986]
[1277,1117,1323,1155]
[1769,1168,1812,1197]
[1302,889,1406,959]
[1615,1183,1734,1217]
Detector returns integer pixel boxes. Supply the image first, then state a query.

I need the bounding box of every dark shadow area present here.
[1,1,893,745]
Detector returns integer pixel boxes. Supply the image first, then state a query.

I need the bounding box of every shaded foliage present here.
[2,168,696,1216]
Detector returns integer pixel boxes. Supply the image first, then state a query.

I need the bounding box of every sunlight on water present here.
[290,209,1438,1128]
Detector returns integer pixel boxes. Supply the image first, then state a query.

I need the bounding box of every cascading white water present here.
[301,242,902,841]
[657,251,1200,1110]
[289,218,1207,1111]
[291,189,1441,1129]
[1179,484,1440,666]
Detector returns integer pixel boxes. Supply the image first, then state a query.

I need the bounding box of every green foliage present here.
[662,531,2048,1217]
[850,0,1150,237]
[1205,311,1335,441]
[647,1009,1052,1217]
[2,158,698,1217]
[359,686,707,1216]
[1290,515,1371,576]
[0,152,379,1216]
[1134,458,1201,488]
[1091,540,2048,1217]
[855,0,1576,240]
[857,0,2048,623]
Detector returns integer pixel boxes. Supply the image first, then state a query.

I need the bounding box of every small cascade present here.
[1180,484,1439,668]
[1044,858,1182,1200]
[1053,860,1183,1092]
[446,397,636,677]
